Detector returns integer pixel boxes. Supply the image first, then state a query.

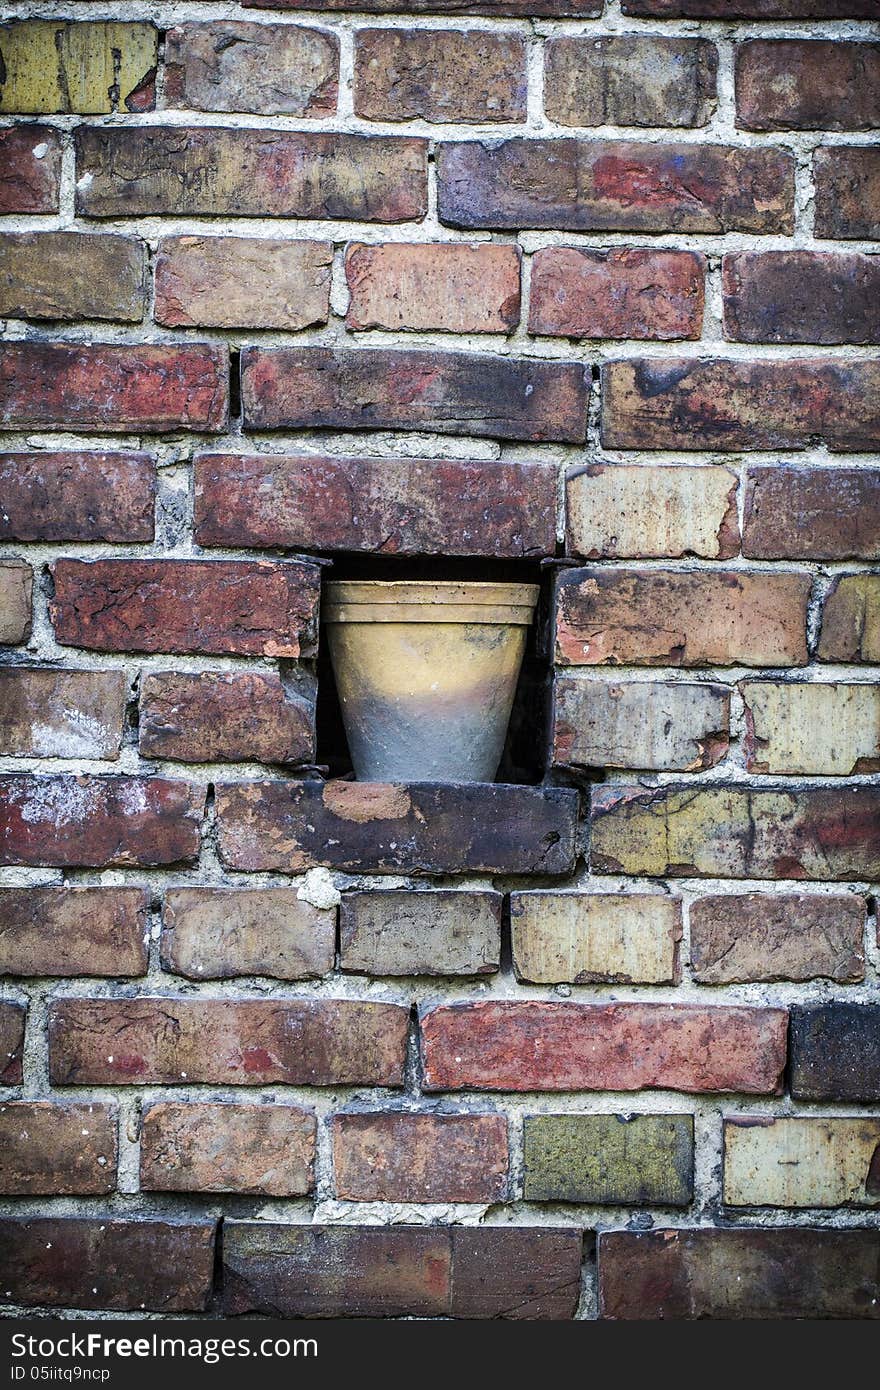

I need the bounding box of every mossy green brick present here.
[0,22,157,114]
[523,1113,694,1206]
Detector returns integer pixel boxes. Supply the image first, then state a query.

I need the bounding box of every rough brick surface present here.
[354,29,526,123]
[0,21,156,114]
[790,1004,880,1102]
[0,126,61,213]
[623,0,876,10]
[0,560,31,645]
[164,22,338,116]
[743,466,880,559]
[0,1002,25,1085]
[565,463,739,560]
[510,891,681,985]
[723,1116,880,1209]
[736,41,880,131]
[723,253,880,346]
[0,668,127,759]
[552,675,730,771]
[140,1102,316,1196]
[161,887,334,981]
[340,890,501,977]
[247,0,602,11]
[0,1102,117,1195]
[741,681,880,775]
[0,886,149,978]
[529,248,704,340]
[155,236,332,330]
[690,893,865,984]
[0,452,154,543]
[332,1112,509,1202]
[0,232,144,322]
[545,36,717,128]
[524,1114,694,1206]
[814,146,880,240]
[346,242,521,333]
[818,575,880,663]
[139,671,315,765]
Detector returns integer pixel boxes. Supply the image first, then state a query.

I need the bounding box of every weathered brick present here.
[545,37,716,128]
[0,1102,116,1195]
[511,891,681,985]
[0,560,32,645]
[0,669,126,760]
[591,784,880,881]
[161,887,334,981]
[599,1228,880,1320]
[332,1112,508,1202]
[75,127,427,221]
[0,233,144,322]
[818,575,880,663]
[724,1116,880,1209]
[216,780,579,876]
[155,236,332,330]
[340,890,501,977]
[523,1114,694,1206]
[552,675,729,772]
[742,681,880,775]
[0,1002,25,1085]
[623,0,877,11]
[690,892,865,984]
[438,139,793,233]
[140,1101,316,1196]
[49,998,408,1087]
[346,242,520,333]
[0,886,149,978]
[602,358,880,452]
[240,347,588,443]
[0,126,61,213]
[355,28,526,123]
[51,559,320,657]
[0,776,204,868]
[421,1001,787,1094]
[139,671,315,765]
[195,452,555,558]
[0,1217,215,1313]
[223,1223,583,1319]
[737,41,880,132]
[0,21,156,114]
[723,252,880,346]
[791,1003,880,1102]
[0,343,228,433]
[0,452,154,543]
[814,146,880,240]
[164,22,338,115]
[565,463,738,560]
[743,466,880,559]
[530,248,703,341]
[246,0,601,11]
[555,568,809,668]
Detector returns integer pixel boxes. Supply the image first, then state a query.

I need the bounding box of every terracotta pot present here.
[324,580,539,782]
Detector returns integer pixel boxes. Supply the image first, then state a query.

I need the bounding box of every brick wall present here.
[0,0,879,1321]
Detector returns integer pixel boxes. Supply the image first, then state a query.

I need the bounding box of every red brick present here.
[241,347,588,443]
[0,669,126,760]
[161,887,334,981]
[245,0,601,12]
[814,146,880,240]
[438,139,793,233]
[332,1112,509,1202]
[164,22,338,116]
[154,236,332,330]
[0,127,61,213]
[345,242,521,333]
[0,886,148,977]
[743,466,880,559]
[555,568,809,668]
[354,28,526,123]
[690,893,865,984]
[602,358,880,452]
[194,452,556,558]
[565,463,739,560]
[545,36,717,128]
[140,1101,315,1196]
[0,560,32,645]
[0,232,144,322]
[737,41,880,131]
[0,1217,215,1312]
[723,252,880,346]
[0,452,154,542]
[622,0,876,12]
[75,127,427,221]
[0,1102,116,1195]
[49,997,408,1087]
[0,775,204,868]
[50,559,320,657]
[0,1002,25,1085]
[530,247,704,340]
[421,1001,787,1094]
[0,343,228,433]
[818,575,880,663]
[139,671,315,765]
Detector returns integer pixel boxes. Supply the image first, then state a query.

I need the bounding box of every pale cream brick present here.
[724,1117,880,1209]
[511,892,681,985]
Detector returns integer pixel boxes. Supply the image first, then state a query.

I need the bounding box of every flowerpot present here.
[324,580,539,782]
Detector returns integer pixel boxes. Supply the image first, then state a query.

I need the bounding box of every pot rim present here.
[325,580,539,607]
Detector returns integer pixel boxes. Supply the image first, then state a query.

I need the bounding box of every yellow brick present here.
[0,21,157,114]
[742,681,880,775]
[511,891,681,984]
[724,1116,880,1208]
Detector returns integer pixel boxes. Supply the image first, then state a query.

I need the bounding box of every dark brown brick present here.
[140,1101,315,1196]
[599,1228,880,1320]
[0,1002,25,1085]
[602,357,880,452]
[195,452,555,558]
[332,1112,508,1202]
[216,780,578,876]
[0,232,144,322]
[530,247,704,340]
[50,559,320,657]
[622,0,877,12]
[0,886,148,977]
[818,575,880,663]
[0,343,228,433]
[355,28,525,123]
[723,252,880,345]
[737,41,880,131]
[139,671,315,764]
[691,893,866,984]
[743,466,880,559]
[0,775,204,868]
[0,452,154,543]
[0,126,61,213]
[0,669,127,759]
[345,242,521,333]
[154,236,332,330]
[545,36,716,128]
[240,347,588,443]
[164,22,338,115]
[0,560,31,645]
[438,139,793,233]
[75,126,427,221]
[0,1102,116,1195]
[0,1217,215,1312]
[49,997,408,1087]
[791,1003,880,1102]
[340,890,501,977]
[161,887,335,981]
[814,146,880,240]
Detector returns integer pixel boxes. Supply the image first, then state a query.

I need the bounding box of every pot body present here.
[324,581,539,782]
